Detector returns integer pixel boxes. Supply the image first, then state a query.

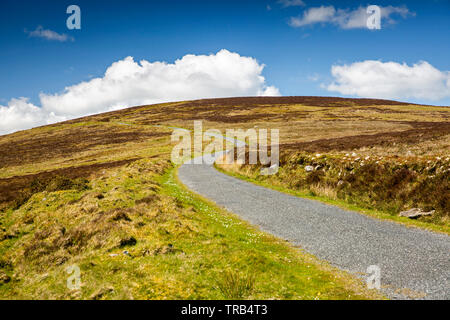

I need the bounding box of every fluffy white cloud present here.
[0,50,279,135]
[25,26,74,42]
[41,49,280,117]
[0,98,65,135]
[289,5,413,29]
[326,60,450,101]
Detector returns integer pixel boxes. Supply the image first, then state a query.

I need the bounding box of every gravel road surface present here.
[178,157,450,300]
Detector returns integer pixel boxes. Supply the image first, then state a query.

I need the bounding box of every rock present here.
[305,165,314,172]
[399,208,435,219]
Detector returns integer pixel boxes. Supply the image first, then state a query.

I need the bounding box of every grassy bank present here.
[0,159,382,299]
[215,154,450,235]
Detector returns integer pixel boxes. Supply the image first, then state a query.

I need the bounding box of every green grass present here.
[215,164,450,235]
[156,167,383,300]
[4,99,422,300]
[0,161,382,299]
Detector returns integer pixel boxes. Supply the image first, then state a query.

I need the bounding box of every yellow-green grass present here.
[2,97,448,299]
[0,161,382,299]
[0,112,384,300]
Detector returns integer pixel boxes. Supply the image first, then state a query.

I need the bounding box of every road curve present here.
[178,157,450,300]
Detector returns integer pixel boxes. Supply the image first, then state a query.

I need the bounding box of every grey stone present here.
[399,208,435,219]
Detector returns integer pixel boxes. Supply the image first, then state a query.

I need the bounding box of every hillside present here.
[0,96,448,299]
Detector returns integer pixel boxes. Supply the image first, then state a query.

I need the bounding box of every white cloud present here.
[25,26,74,42]
[0,98,65,135]
[380,6,412,25]
[278,0,306,8]
[290,6,336,27]
[40,49,280,117]
[0,50,280,135]
[289,5,413,29]
[326,60,450,101]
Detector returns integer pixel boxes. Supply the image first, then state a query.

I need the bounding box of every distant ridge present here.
[169,96,421,107]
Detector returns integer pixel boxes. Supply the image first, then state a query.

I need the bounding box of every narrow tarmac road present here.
[178,157,450,300]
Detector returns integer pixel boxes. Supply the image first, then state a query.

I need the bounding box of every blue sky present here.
[0,0,449,133]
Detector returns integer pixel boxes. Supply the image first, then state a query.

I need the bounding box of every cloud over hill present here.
[326,60,450,101]
[0,50,279,135]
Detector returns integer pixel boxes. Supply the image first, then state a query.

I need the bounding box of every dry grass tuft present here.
[217,270,256,299]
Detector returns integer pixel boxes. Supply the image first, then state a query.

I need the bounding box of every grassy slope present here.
[0,102,383,300]
[1,97,447,299]
[2,162,378,299]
